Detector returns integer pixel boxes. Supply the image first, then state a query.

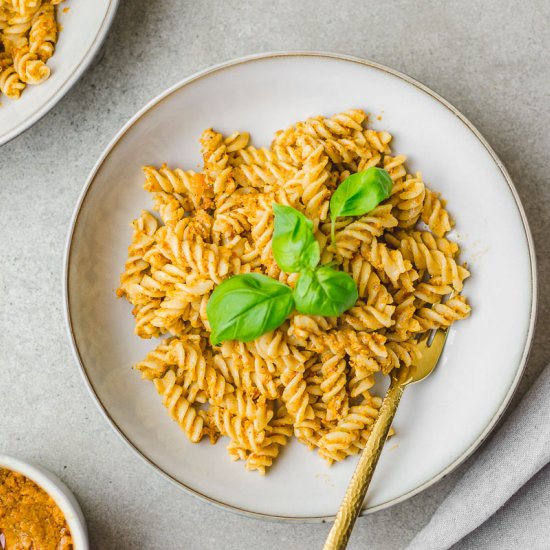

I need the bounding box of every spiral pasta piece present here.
[296,109,366,140]
[200,129,237,207]
[166,337,233,403]
[3,9,34,41]
[361,237,416,287]
[208,405,266,452]
[286,144,332,222]
[319,354,349,421]
[154,369,206,443]
[8,0,40,17]
[134,340,174,381]
[415,295,471,330]
[0,54,25,98]
[330,204,398,259]
[231,144,297,190]
[399,233,470,291]
[245,407,294,474]
[318,402,380,457]
[143,164,207,212]
[342,256,395,330]
[388,172,426,228]
[422,188,453,237]
[29,1,56,60]
[117,211,159,303]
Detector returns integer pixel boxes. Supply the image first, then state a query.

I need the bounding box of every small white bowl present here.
[0,454,89,549]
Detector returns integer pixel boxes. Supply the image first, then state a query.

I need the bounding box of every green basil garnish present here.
[294,266,358,317]
[207,273,295,345]
[272,203,320,273]
[330,167,393,243]
[206,186,381,343]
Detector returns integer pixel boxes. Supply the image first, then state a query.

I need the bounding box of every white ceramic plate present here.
[0,0,118,146]
[64,52,536,520]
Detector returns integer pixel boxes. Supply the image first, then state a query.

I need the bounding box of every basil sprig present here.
[271,204,358,316]
[293,265,358,316]
[207,273,294,345]
[272,204,320,272]
[208,186,392,344]
[330,167,393,243]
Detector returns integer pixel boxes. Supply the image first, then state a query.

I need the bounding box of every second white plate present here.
[64,52,536,520]
[0,0,118,146]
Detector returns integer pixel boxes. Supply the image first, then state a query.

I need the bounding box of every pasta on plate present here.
[117,109,471,474]
[0,0,62,100]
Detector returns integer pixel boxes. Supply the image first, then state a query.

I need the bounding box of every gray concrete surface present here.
[1,1,549,548]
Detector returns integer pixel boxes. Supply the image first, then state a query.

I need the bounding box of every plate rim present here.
[63,50,538,522]
[0,0,120,147]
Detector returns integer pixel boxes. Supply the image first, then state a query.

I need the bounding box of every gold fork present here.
[324,329,449,550]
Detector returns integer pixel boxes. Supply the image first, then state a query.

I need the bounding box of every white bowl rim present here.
[0,0,120,147]
[63,51,538,523]
[0,454,89,549]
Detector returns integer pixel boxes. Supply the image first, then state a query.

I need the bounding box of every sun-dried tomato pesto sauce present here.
[0,468,73,550]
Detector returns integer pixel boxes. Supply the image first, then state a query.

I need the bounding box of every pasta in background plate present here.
[117,109,471,474]
[0,0,62,100]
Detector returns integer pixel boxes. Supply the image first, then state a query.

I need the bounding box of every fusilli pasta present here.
[0,0,62,101]
[118,109,471,473]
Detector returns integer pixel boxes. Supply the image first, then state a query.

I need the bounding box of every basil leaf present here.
[294,266,358,317]
[207,273,294,345]
[330,167,393,242]
[272,203,320,272]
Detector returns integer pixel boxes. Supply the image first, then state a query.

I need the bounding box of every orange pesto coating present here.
[0,468,73,550]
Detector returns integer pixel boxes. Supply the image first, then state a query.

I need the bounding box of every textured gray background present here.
[1,1,549,549]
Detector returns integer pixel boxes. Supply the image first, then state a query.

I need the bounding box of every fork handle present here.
[324,380,405,550]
